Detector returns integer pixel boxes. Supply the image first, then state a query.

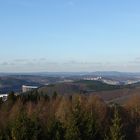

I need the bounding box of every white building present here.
[22,85,38,93]
[83,77,102,81]
[0,94,8,101]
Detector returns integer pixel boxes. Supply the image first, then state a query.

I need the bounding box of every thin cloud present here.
[1,62,9,66]
[14,59,28,62]
[0,58,140,72]
[128,57,140,64]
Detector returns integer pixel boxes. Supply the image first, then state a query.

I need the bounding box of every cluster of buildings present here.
[0,85,39,101]
[22,85,38,93]
[83,77,102,81]
[0,94,8,101]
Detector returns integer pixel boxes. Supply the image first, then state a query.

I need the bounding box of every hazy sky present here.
[0,0,140,72]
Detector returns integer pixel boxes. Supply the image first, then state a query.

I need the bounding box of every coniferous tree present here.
[52,91,58,100]
[86,112,100,140]
[11,111,41,140]
[65,96,87,140]
[7,92,16,101]
[106,105,125,140]
[47,118,64,140]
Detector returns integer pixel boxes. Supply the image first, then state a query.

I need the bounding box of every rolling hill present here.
[38,80,124,96]
[38,80,140,103]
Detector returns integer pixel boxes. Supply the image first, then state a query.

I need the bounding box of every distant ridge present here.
[0,71,140,76]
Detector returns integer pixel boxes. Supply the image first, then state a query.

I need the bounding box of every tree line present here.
[0,91,140,140]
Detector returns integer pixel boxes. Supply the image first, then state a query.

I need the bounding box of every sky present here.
[0,0,140,72]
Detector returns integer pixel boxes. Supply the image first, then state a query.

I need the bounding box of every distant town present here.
[1,71,140,102]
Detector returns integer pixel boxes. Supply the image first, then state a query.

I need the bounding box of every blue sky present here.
[0,0,140,72]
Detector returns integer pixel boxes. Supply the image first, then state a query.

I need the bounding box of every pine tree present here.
[47,118,64,140]
[86,112,100,140]
[52,91,57,100]
[65,96,87,140]
[11,111,42,140]
[65,118,80,140]
[106,105,125,140]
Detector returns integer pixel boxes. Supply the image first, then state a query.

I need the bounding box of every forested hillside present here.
[38,80,124,96]
[0,92,140,140]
